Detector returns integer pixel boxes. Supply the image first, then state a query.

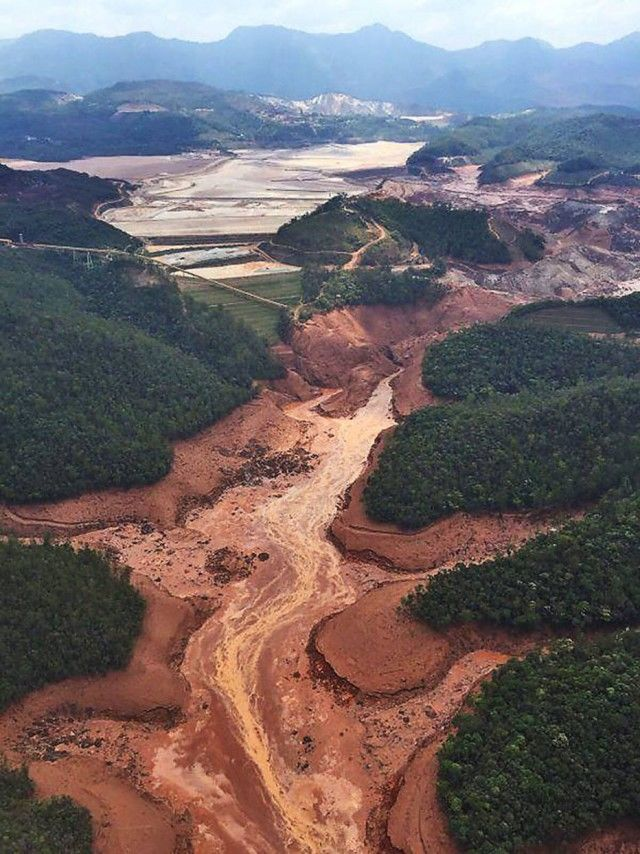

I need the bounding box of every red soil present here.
[0,576,207,852]
[289,281,518,415]
[0,390,304,536]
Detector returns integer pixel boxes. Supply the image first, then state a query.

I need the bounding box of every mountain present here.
[261,92,401,117]
[0,80,435,161]
[0,26,639,112]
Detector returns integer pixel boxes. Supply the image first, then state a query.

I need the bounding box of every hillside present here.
[422,322,640,398]
[0,758,91,852]
[408,110,640,186]
[406,492,640,630]
[364,377,640,528]
[0,164,140,249]
[0,250,281,502]
[439,632,640,852]
[0,79,434,160]
[1,27,640,111]
[269,195,521,267]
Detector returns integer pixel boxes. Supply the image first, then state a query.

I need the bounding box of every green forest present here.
[0,250,281,501]
[408,109,640,187]
[363,377,640,528]
[270,196,370,264]
[270,195,518,266]
[439,631,640,852]
[0,164,140,249]
[0,758,91,853]
[355,198,512,264]
[0,539,144,710]
[405,493,640,629]
[300,263,447,314]
[422,322,640,398]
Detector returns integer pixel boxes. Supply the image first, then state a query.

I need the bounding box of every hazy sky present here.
[1,0,639,48]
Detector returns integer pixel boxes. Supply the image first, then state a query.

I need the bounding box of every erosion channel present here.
[153,379,398,851]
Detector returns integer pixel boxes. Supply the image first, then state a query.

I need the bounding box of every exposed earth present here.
[3,157,640,853]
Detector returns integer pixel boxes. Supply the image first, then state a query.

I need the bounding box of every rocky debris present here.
[231,442,317,487]
[204,547,263,586]
[176,444,317,523]
[478,244,640,298]
[546,200,640,243]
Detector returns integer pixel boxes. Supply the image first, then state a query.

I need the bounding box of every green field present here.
[183,272,302,341]
[517,304,623,334]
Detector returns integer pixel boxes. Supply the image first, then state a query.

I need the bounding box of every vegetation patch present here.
[406,493,640,629]
[439,631,640,852]
[271,196,370,257]
[354,197,512,264]
[409,109,640,187]
[0,251,281,501]
[0,757,92,853]
[0,539,144,709]
[363,377,640,529]
[0,164,140,250]
[422,322,640,398]
[300,263,447,315]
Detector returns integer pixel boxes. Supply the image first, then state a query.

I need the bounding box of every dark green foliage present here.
[411,110,640,187]
[355,198,511,264]
[0,251,281,501]
[0,202,135,249]
[309,265,447,313]
[0,164,140,249]
[515,227,545,261]
[274,196,370,255]
[363,377,640,528]
[0,82,433,161]
[406,494,640,629]
[422,323,640,398]
[438,632,640,852]
[0,539,144,709]
[0,758,92,853]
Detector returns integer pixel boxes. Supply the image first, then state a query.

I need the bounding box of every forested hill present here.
[0,250,282,502]
[0,164,139,249]
[271,195,535,267]
[408,110,640,186]
[0,80,433,161]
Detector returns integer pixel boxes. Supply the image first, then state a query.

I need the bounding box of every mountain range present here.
[1,25,640,112]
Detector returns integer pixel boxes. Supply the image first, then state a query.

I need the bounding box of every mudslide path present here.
[154,380,397,851]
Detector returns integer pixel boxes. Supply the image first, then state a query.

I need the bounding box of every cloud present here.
[0,0,638,47]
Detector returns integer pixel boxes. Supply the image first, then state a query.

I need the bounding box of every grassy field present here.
[518,304,623,334]
[182,271,302,341]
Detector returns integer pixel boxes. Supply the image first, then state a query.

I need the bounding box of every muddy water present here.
[155,379,397,851]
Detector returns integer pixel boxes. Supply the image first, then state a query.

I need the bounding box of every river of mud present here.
[154,380,399,851]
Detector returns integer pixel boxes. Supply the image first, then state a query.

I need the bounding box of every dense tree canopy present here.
[302,263,447,313]
[0,758,91,853]
[439,632,640,852]
[406,493,640,629]
[0,251,281,501]
[364,377,640,529]
[0,540,144,710]
[355,198,512,264]
[423,323,640,398]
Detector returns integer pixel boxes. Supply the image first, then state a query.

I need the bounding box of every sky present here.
[0,0,639,48]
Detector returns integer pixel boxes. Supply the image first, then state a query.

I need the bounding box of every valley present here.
[3,118,640,854]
